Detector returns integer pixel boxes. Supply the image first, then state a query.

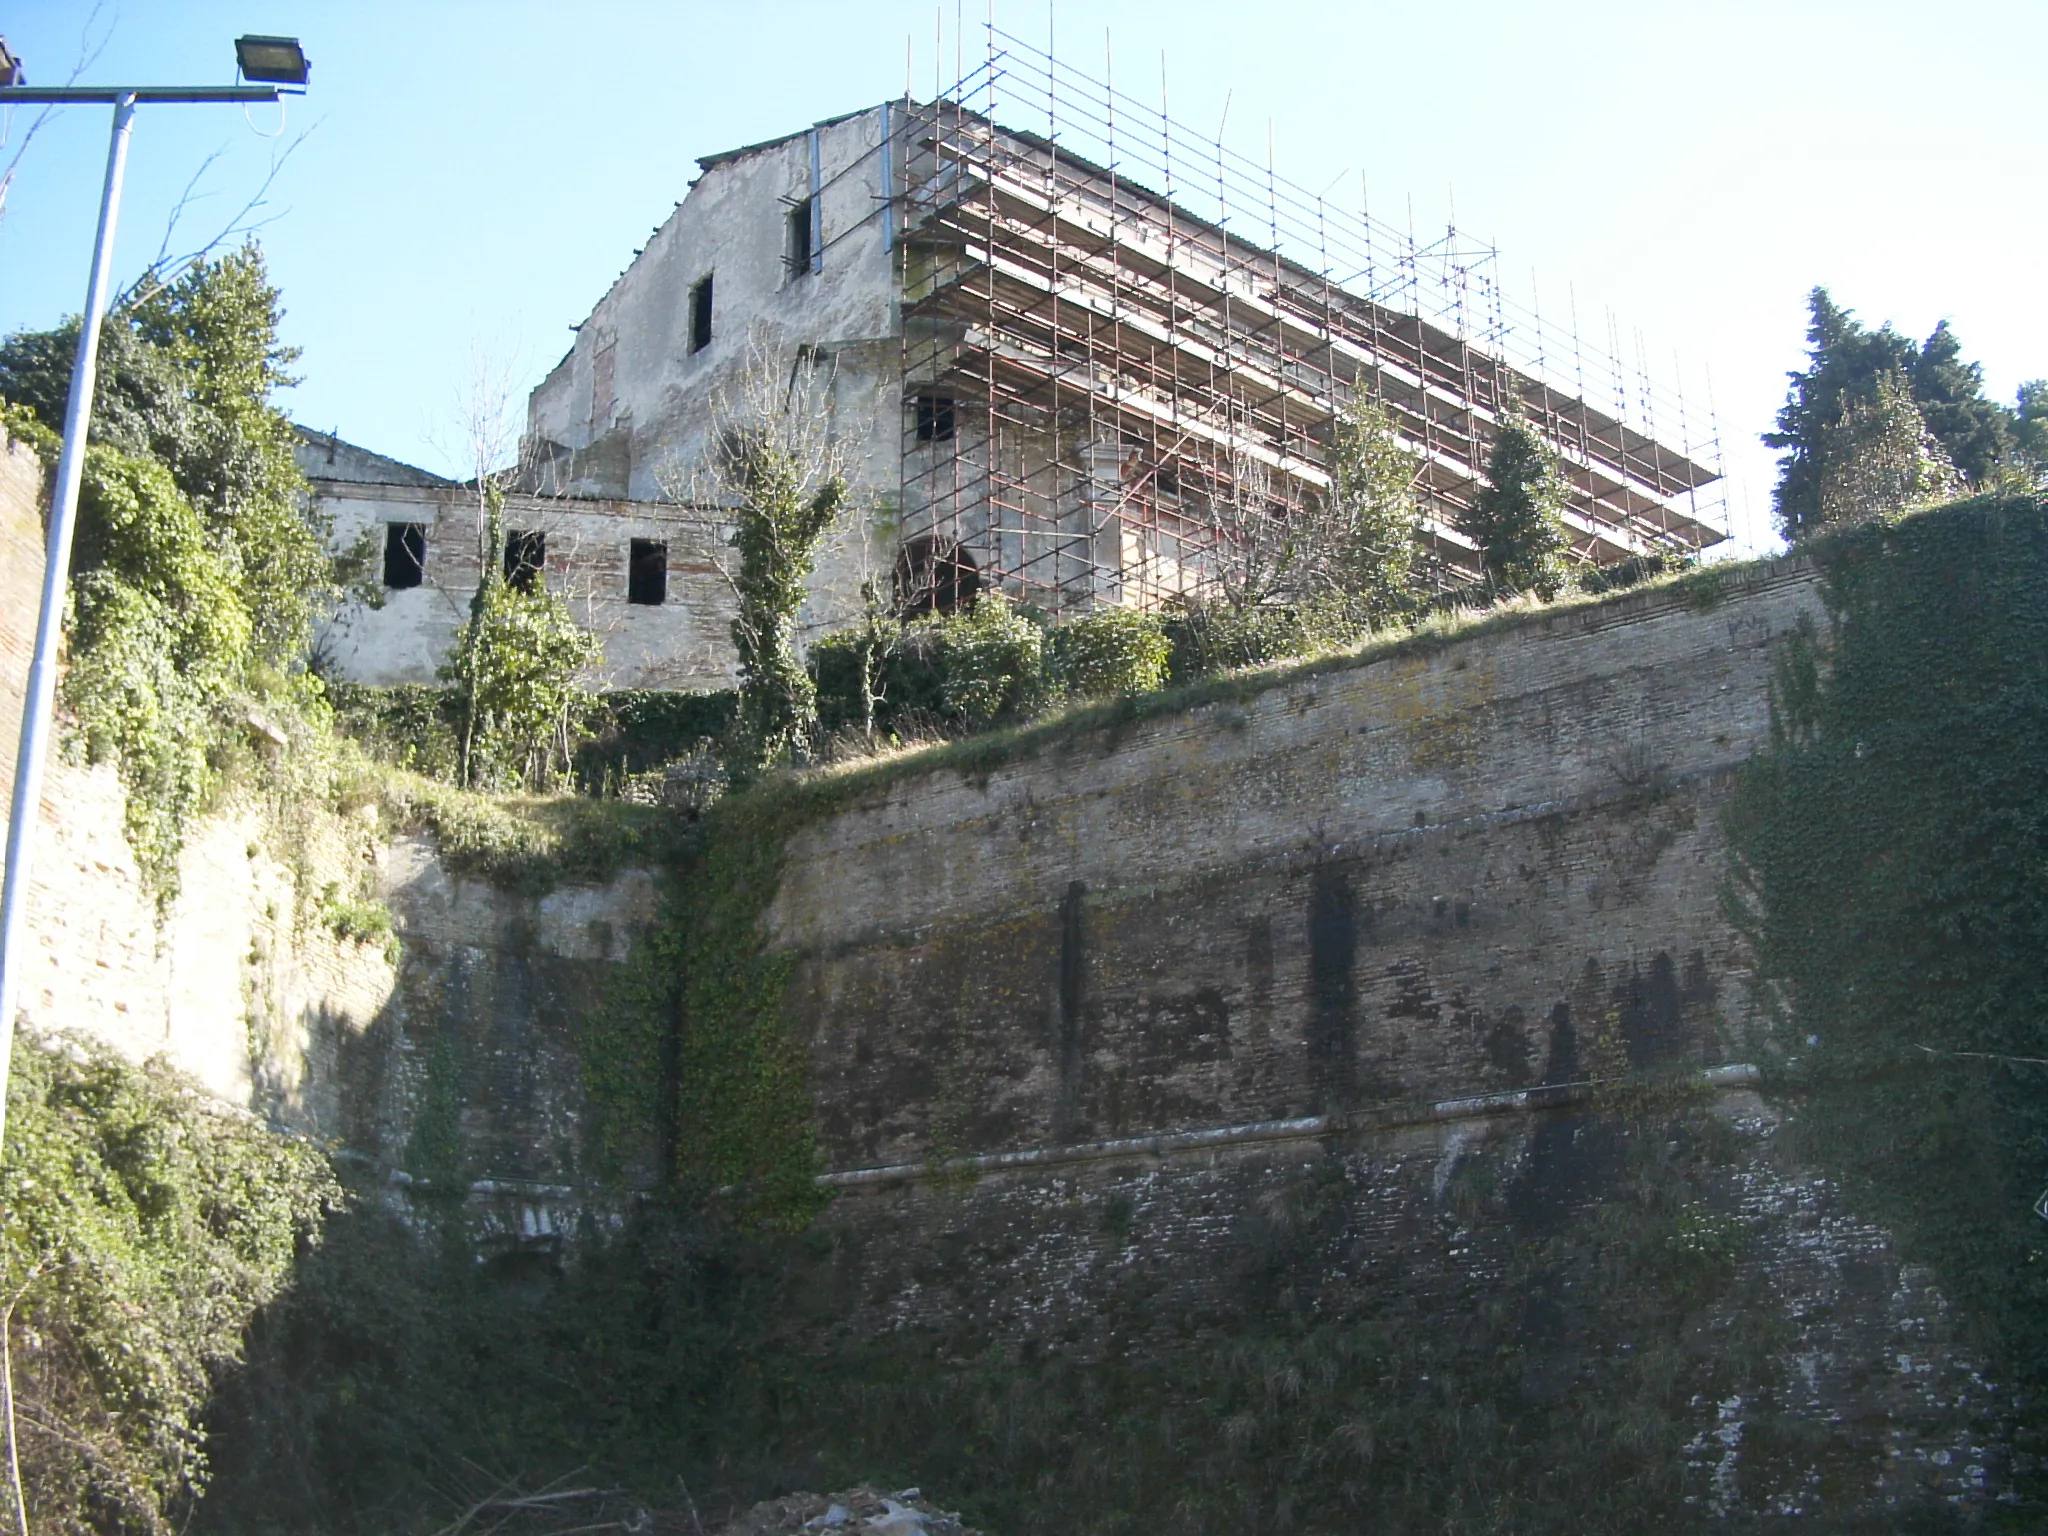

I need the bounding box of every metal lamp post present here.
[0,37,310,1149]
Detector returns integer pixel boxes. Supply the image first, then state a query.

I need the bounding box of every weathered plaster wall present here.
[8,756,394,1118]
[523,105,904,646]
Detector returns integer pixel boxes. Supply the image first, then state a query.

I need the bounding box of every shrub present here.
[813,594,1051,739]
[924,593,1049,729]
[0,1035,339,1535]
[1163,597,1369,684]
[1047,607,1169,700]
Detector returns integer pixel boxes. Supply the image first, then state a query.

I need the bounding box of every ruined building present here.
[311,31,1727,684]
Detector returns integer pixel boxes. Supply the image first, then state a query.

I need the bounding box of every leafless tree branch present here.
[0,1,116,226]
[117,120,320,307]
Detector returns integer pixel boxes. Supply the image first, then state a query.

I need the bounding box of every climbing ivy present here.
[666,788,829,1230]
[1726,492,2048,1419]
[0,1034,338,1535]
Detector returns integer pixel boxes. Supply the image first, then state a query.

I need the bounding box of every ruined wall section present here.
[305,472,739,690]
[749,562,2006,1514]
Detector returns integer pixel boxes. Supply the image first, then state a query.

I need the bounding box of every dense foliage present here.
[1727,495,2048,1429]
[0,246,334,663]
[1318,394,1423,623]
[440,486,599,792]
[1458,407,1571,598]
[0,245,343,901]
[0,1036,337,1535]
[1045,606,1170,699]
[1766,289,2040,539]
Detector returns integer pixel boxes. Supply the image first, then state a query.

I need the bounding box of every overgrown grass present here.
[353,764,689,893]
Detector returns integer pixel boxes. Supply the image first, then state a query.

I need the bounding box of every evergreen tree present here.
[1910,319,2015,484]
[1765,289,1916,540]
[2014,380,2048,484]
[1768,289,2020,539]
[1321,393,1422,624]
[1461,404,1571,599]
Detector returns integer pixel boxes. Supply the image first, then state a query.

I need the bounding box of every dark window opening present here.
[628,538,668,606]
[1155,464,1180,497]
[504,529,546,592]
[894,535,981,617]
[382,522,426,590]
[915,394,956,443]
[689,274,714,353]
[786,198,814,276]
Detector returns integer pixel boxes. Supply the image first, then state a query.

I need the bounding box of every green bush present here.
[813,595,1052,739]
[925,592,1048,729]
[1574,550,1694,596]
[1,1035,338,1535]
[574,689,737,790]
[323,683,463,781]
[1163,597,1369,684]
[1047,607,1169,699]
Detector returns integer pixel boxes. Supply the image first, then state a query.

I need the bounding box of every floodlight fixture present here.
[235,35,309,86]
[0,38,23,88]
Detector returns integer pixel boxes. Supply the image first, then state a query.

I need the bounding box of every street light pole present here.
[0,91,136,1148]
[0,44,307,1150]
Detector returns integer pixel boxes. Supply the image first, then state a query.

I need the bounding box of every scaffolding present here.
[894,26,1725,614]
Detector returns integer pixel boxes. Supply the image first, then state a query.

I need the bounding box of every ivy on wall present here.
[1727,492,2048,1417]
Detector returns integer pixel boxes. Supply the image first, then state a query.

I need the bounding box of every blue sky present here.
[3,0,2044,556]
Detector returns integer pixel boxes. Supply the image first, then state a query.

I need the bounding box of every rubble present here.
[719,1486,981,1535]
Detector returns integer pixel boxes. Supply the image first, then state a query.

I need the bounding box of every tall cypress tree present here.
[1461,405,1570,599]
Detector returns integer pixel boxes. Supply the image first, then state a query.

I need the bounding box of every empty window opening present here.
[915,394,956,443]
[628,538,668,606]
[895,535,981,617]
[382,522,426,590]
[504,529,546,592]
[689,274,714,353]
[786,197,814,276]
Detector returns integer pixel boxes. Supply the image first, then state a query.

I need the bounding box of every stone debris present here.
[719,1486,980,1535]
